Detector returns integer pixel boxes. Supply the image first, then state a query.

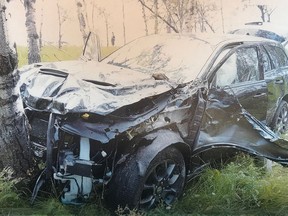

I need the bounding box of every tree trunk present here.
[122,0,126,45]
[39,0,44,49]
[154,0,158,34]
[57,2,62,49]
[0,0,32,178]
[75,0,89,46]
[105,18,109,47]
[24,0,41,64]
[141,2,149,35]
[257,5,266,22]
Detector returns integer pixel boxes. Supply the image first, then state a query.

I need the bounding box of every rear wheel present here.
[272,100,288,135]
[106,147,186,210]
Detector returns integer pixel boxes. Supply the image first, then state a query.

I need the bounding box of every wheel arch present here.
[268,95,288,127]
[282,94,288,104]
[125,129,191,177]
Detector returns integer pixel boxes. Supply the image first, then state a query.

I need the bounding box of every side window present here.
[265,45,288,68]
[215,47,259,87]
[260,46,272,73]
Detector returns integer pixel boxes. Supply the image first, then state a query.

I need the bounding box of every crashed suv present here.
[19,33,288,210]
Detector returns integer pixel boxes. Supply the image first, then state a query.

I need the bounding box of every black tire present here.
[106,147,186,210]
[271,100,288,135]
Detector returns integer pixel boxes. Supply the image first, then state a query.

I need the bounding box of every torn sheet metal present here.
[194,88,288,163]
[20,61,176,115]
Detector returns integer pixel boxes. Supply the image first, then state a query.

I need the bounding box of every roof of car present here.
[132,33,280,52]
[228,22,288,43]
[134,32,279,48]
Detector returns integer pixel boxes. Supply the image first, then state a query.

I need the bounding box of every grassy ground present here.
[1,155,288,215]
[17,45,118,68]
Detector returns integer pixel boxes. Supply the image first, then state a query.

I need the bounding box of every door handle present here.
[253,92,267,98]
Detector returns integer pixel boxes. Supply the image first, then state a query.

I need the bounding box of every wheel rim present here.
[275,103,288,135]
[139,159,183,209]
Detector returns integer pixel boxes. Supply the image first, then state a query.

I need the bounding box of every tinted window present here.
[215,47,259,87]
[265,45,288,68]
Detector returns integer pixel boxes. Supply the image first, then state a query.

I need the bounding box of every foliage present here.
[2,154,288,215]
[0,168,23,208]
[167,155,288,216]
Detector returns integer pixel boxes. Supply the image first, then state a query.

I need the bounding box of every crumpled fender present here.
[130,129,191,177]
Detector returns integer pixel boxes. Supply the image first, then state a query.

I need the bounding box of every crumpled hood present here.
[20,60,176,115]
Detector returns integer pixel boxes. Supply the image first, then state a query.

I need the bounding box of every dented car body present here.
[20,33,288,209]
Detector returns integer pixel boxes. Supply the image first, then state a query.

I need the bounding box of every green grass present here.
[17,45,119,68]
[2,154,288,215]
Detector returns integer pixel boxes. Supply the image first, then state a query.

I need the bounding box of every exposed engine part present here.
[54,137,93,204]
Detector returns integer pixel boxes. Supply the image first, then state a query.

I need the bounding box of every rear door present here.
[262,44,288,125]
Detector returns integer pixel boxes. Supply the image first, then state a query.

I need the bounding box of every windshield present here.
[102,34,214,84]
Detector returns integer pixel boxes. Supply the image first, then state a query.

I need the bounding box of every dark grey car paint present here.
[19,33,288,206]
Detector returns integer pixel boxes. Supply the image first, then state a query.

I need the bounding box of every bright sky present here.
[5,0,288,47]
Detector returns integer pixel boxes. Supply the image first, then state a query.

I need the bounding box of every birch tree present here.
[0,0,32,178]
[122,0,126,44]
[24,0,41,64]
[57,1,68,48]
[98,7,110,47]
[75,0,90,45]
[39,0,44,48]
[141,0,149,35]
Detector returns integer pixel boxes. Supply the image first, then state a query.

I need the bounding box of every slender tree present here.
[141,0,149,35]
[257,5,266,22]
[57,1,68,48]
[75,0,89,45]
[98,7,110,47]
[122,0,126,44]
[257,4,275,22]
[0,0,32,178]
[39,0,44,48]
[24,0,41,64]
[154,0,158,34]
[195,0,215,33]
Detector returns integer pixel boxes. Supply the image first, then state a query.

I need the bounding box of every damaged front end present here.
[26,83,187,204]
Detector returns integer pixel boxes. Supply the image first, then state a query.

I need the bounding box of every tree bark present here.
[154,0,158,34]
[57,2,62,49]
[0,0,32,178]
[75,0,89,46]
[141,1,149,35]
[257,5,266,22]
[24,0,41,64]
[122,0,126,45]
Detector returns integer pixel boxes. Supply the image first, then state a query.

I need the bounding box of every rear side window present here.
[265,45,288,68]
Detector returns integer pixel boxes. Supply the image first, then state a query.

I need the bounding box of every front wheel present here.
[106,147,186,210]
[271,100,288,135]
